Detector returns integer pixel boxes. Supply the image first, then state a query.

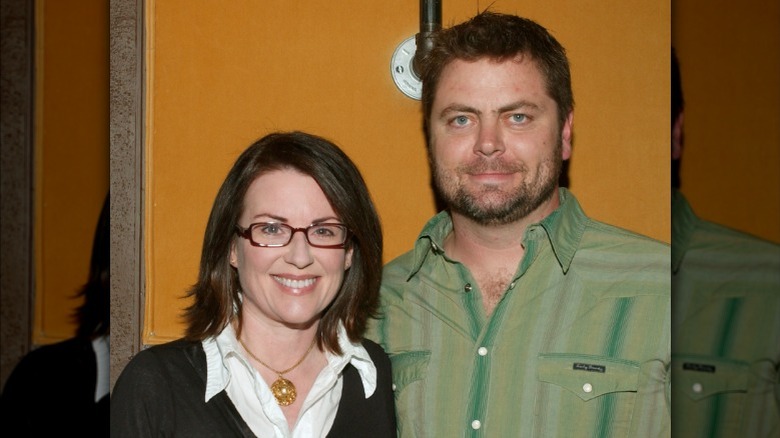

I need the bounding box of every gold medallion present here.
[271,376,297,406]
[239,337,316,406]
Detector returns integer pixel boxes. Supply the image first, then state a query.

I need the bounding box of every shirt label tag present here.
[573,363,606,373]
[683,363,716,373]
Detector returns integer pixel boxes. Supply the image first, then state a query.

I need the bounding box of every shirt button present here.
[478,347,488,356]
[392,384,396,391]
[692,383,703,393]
[471,420,481,430]
[509,281,516,289]
[464,283,472,292]
[431,242,439,252]
[582,383,593,393]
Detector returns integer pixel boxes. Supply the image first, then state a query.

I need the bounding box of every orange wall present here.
[673,1,780,243]
[144,0,670,343]
[34,0,109,343]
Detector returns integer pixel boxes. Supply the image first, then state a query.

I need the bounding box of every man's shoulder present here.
[694,218,780,254]
[581,217,670,254]
[382,248,418,277]
[681,218,780,285]
[572,217,671,282]
[556,188,669,257]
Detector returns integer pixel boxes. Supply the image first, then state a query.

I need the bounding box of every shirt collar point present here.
[332,326,379,399]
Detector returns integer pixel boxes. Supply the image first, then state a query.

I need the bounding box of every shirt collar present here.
[406,187,587,279]
[202,324,241,402]
[328,324,377,398]
[671,189,698,273]
[202,322,377,402]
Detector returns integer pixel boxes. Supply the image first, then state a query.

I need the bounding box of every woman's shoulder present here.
[119,338,205,382]
[360,338,384,355]
[360,338,391,368]
[132,338,201,360]
[112,338,209,411]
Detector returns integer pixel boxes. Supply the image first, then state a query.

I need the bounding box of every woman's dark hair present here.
[421,11,573,133]
[74,192,110,339]
[183,131,383,355]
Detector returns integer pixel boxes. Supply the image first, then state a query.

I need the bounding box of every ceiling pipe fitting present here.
[390,0,442,100]
[413,0,442,79]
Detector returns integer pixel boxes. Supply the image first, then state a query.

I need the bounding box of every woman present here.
[111,132,396,437]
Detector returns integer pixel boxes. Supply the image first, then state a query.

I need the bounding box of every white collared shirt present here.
[202,323,377,438]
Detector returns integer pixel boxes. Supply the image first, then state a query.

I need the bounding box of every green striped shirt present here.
[367,188,671,437]
[671,191,780,437]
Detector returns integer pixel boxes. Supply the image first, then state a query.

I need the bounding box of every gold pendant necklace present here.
[239,337,316,406]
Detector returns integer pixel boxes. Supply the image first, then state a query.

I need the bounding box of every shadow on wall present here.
[0,193,110,436]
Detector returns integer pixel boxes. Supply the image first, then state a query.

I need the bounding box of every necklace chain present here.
[239,336,316,376]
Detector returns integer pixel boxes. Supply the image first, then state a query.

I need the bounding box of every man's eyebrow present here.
[439,104,480,118]
[497,100,541,113]
[438,101,542,118]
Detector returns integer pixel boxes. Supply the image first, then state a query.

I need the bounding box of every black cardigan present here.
[110,338,396,437]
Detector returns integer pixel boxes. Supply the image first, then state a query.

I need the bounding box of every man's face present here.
[429,56,573,225]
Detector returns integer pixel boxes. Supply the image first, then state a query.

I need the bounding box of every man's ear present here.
[672,111,684,160]
[561,111,573,160]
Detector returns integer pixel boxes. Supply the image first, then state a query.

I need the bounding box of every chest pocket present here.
[388,350,431,395]
[537,353,640,400]
[672,354,750,400]
[670,355,780,436]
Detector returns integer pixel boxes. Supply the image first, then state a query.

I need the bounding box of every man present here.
[368,12,670,437]
[671,48,780,437]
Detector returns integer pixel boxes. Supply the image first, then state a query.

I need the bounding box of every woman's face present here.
[230,169,352,330]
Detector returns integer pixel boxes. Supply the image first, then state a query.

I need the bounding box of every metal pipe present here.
[412,0,441,78]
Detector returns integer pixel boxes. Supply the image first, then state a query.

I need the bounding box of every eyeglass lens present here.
[250,223,346,247]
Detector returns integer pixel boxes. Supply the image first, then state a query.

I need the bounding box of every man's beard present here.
[432,142,563,226]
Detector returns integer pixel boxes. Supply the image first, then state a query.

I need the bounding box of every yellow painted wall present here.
[673,1,780,243]
[34,0,110,343]
[145,0,670,344]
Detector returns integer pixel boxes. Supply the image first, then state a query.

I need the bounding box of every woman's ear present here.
[230,242,238,268]
[344,246,354,270]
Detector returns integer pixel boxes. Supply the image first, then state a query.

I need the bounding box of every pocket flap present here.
[538,353,640,401]
[389,350,431,393]
[672,355,749,401]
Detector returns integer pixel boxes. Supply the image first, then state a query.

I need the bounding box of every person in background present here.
[111,131,396,437]
[368,11,670,436]
[1,192,110,437]
[671,47,780,437]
